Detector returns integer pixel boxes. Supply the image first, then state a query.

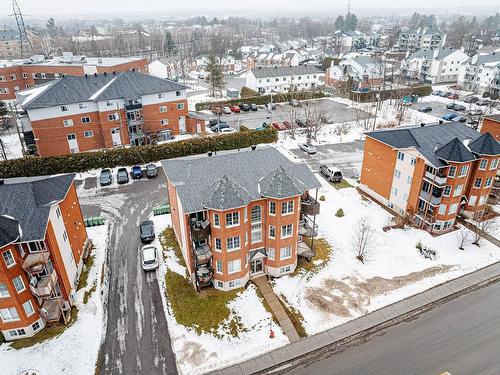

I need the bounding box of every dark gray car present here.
[99,169,112,186]
[117,168,129,184]
[140,220,156,243]
[145,164,158,178]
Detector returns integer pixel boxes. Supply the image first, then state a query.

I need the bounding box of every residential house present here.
[458,52,500,94]
[245,52,300,70]
[395,27,446,53]
[400,47,469,84]
[148,57,189,81]
[16,71,202,157]
[194,54,241,74]
[162,147,321,291]
[0,52,149,101]
[0,30,21,60]
[359,122,500,233]
[330,30,370,55]
[0,174,89,340]
[326,56,385,89]
[246,66,324,94]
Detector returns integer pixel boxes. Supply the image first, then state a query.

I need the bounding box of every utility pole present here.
[9,103,26,157]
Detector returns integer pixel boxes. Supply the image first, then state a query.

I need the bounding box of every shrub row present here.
[0,129,278,178]
[195,91,326,111]
[348,84,433,103]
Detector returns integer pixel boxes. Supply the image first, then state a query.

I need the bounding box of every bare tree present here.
[351,218,377,264]
[303,101,332,141]
[471,210,498,246]
[456,226,473,250]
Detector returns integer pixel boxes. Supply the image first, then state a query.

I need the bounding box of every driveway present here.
[77,170,177,375]
[288,140,365,179]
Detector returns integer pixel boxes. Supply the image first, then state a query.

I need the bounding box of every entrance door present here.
[251,259,263,275]
[67,134,79,153]
[111,128,122,146]
[178,116,186,133]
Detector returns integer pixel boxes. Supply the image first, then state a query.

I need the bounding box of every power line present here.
[11,0,35,58]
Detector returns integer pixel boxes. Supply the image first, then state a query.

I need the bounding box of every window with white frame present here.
[479,159,488,170]
[490,158,499,170]
[485,176,493,188]
[158,93,165,99]
[407,176,412,184]
[225,212,239,227]
[269,225,276,239]
[474,178,482,188]
[12,276,25,293]
[32,321,40,331]
[81,116,91,124]
[215,238,222,251]
[177,103,185,110]
[394,169,401,179]
[438,204,447,215]
[0,282,9,298]
[22,300,34,317]
[280,246,292,260]
[63,230,68,242]
[159,106,167,113]
[106,100,113,107]
[228,259,241,274]
[453,184,463,197]
[281,201,294,215]
[108,114,117,121]
[0,307,19,322]
[448,203,458,215]
[397,151,405,161]
[251,206,262,243]
[79,103,87,109]
[63,119,73,127]
[84,130,93,138]
[479,195,487,205]
[227,236,240,251]
[469,195,477,206]
[229,280,241,288]
[280,265,291,273]
[269,201,276,215]
[281,224,293,238]
[459,165,468,177]
[60,105,68,112]
[217,281,223,288]
[160,119,169,125]
[448,166,456,177]
[213,213,220,227]
[268,248,275,260]
[2,250,15,268]
[393,187,398,196]
[411,157,416,166]
[216,260,223,273]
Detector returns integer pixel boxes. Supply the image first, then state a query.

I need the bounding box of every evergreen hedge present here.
[348,85,433,103]
[0,129,277,178]
[195,91,326,111]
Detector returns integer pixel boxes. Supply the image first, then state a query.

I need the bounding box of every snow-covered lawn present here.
[0,132,23,159]
[0,224,109,375]
[150,214,288,375]
[273,176,500,336]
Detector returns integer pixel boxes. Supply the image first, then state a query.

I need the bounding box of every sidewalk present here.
[211,261,500,375]
[253,276,300,343]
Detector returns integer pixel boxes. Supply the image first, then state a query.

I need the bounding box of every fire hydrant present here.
[269,317,275,338]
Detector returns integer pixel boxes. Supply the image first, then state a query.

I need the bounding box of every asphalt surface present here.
[78,170,177,375]
[216,99,372,130]
[411,100,478,121]
[289,140,365,179]
[280,280,500,375]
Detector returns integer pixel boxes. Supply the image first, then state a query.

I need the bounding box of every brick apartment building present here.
[0,53,148,101]
[162,147,321,291]
[17,70,203,156]
[0,174,89,341]
[360,122,500,233]
[482,114,500,141]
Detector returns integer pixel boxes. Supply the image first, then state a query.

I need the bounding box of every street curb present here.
[210,261,500,375]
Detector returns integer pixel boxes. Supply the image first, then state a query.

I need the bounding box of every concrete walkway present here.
[212,261,500,375]
[252,276,300,343]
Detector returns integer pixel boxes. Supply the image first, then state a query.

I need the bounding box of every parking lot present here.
[288,140,365,179]
[214,98,372,130]
[410,100,479,121]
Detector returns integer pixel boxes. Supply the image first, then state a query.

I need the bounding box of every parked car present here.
[239,103,250,111]
[99,169,113,186]
[442,113,458,121]
[468,109,483,116]
[250,103,258,111]
[418,106,432,113]
[295,118,306,127]
[432,90,443,96]
[230,105,241,113]
[466,118,479,125]
[300,143,317,154]
[446,103,455,109]
[220,127,236,133]
[455,116,467,123]
[141,245,159,271]
[117,168,129,184]
[401,99,412,106]
[210,122,230,132]
[255,126,266,131]
[320,164,343,182]
[447,93,459,100]
[289,99,300,107]
[131,165,143,179]
[139,220,156,243]
[208,119,219,127]
[211,107,223,115]
[464,96,479,103]
[437,92,448,97]
[222,106,231,114]
[283,120,292,129]
[272,122,287,131]
[476,99,490,106]
[261,122,271,129]
[267,103,276,111]
[453,104,466,111]
[145,164,158,178]
[444,91,453,97]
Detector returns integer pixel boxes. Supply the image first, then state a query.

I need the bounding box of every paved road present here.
[288,140,365,179]
[77,170,177,375]
[280,280,500,375]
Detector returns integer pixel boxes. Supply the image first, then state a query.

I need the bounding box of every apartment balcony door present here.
[111,128,122,147]
[178,116,186,133]
[67,134,79,153]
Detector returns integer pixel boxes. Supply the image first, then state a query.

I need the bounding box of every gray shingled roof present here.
[250,65,323,79]
[162,147,321,213]
[23,71,187,109]
[204,176,253,210]
[435,138,476,163]
[0,174,75,242]
[259,166,306,199]
[366,123,482,167]
[0,216,20,248]
[468,132,500,156]
[407,47,458,61]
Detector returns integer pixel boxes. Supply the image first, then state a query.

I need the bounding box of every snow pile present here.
[272,175,500,336]
[0,225,110,375]
[151,214,288,375]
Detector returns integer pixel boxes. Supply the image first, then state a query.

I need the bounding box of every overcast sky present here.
[1,0,498,17]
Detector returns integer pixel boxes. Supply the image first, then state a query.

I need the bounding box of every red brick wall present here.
[464,156,499,213]
[481,117,500,141]
[142,99,188,135]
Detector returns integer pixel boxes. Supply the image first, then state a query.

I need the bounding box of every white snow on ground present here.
[0,133,23,159]
[0,224,110,375]
[273,175,500,336]
[188,93,228,110]
[150,214,288,375]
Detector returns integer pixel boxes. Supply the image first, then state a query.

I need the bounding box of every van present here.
[320,164,343,182]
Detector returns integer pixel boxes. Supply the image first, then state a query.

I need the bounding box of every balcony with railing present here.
[29,269,58,298]
[40,297,70,324]
[196,265,213,287]
[424,170,447,186]
[22,251,50,273]
[419,189,442,206]
[193,242,212,265]
[190,219,211,241]
[301,195,320,216]
[298,217,318,237]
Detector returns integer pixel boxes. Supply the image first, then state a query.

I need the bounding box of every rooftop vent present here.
[420,123,425,127]
[103,72,107,76]
[94,72,97,77]
[84,73,88,78]
[439,120,443,124]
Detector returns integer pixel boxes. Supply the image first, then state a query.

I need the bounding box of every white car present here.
[141,245,159,271]
[222,106,232,114]
[300,143,317,154]
[220,127,236,134]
